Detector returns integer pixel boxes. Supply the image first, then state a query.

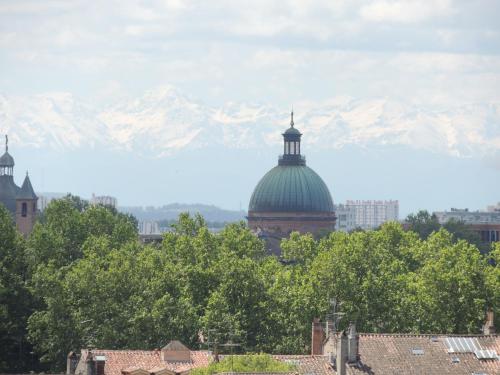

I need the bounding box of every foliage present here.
[0,205,39,372]
[191,354,295,375]
[404,210,483,249]
[0,198,497,372]
[404,210,440,239]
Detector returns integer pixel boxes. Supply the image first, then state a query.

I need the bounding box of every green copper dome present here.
[249,165,334,213]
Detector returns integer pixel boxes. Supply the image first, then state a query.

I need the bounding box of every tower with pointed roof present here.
[0,135,38,236]
[247,112,336,254]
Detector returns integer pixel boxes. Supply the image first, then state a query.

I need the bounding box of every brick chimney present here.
[67,351,80,375]
[85,350,96,375]
[336,331,348,375]
[347,323,359,363]
[95,355,106,375]
[161,341,191,362]
[483,308,496,335]
[311,318,325,355]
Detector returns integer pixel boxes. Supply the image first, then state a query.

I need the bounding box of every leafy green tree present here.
[0,205,38,372]
[19,204,496,373]
[402,229,487,333]
[191,354,295,375]
[26,198,138,369]
[442,218,483,249]
[485,242,500,329]
[405,210,440,239]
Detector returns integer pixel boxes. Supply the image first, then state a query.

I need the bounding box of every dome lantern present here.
[280,111,305,166]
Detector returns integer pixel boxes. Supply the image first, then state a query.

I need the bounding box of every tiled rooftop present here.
[75,334,500,375]
[346,334,500,375]
[77,349,211,375]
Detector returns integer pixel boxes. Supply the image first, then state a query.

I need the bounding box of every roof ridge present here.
[359,333,500,337]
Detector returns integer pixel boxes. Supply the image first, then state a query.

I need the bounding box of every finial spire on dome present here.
[5,135,8,152]
[290,108,294,128]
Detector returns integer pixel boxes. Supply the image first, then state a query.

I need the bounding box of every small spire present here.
[290,109,294,128]
[5,135,8,152]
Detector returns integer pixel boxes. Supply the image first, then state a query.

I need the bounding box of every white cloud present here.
[360,0,454,23]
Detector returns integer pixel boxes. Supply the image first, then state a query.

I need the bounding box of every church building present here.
[0,136,38,236]
[247,112,336,253]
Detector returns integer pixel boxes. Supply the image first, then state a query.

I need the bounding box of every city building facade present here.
[91,194,118,208]
[335,200,399,232]
[0,135,38,236]
[434,207,500,244]
[247,112,336,253]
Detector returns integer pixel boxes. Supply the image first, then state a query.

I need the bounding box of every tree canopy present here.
[191,354,296,375]
[0,199,498,373]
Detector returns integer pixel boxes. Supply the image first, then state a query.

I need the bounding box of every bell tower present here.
[15,172,38,236]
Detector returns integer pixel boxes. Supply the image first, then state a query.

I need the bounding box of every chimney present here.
[161,341,191,362]
[311,318,325,355]
[95,355,106,375]
[336,330,348,375]
[325,319,334,338]
[67,351,80,375]
[347,322,359,363]
[483,308,496,335]
[85,351,96,375]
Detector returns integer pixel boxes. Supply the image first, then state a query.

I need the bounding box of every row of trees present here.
[0,197,498,372]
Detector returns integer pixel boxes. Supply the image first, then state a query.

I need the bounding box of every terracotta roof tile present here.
[273,355,335,375]
[79,349,211,375]
[76,334,499,375]
[346,334,500,375]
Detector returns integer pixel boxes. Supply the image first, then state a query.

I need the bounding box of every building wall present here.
[15,199,37,236]
[248,211,336,236]
[90,194,117,208]
[434,208,500,244]
[335,200,399,232]
[139,220,160,235]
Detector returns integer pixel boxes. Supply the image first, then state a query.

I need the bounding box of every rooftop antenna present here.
[206,329,220,362]
[221,332,241,374]
[80,319,96,349]
[327,297,345,336]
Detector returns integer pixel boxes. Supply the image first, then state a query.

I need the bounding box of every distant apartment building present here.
[335,200,399,232]
[90,194,117,208]
[487,202,500,212]
[334,204,357,232]
[434,207,500,243]
[139,220,161,235]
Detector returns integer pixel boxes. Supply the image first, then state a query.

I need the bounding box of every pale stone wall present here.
[15,199,37,236]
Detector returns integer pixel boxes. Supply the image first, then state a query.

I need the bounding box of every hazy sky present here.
[1,1,499,214]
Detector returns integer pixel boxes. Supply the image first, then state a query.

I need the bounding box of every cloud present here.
[359,0,453,24]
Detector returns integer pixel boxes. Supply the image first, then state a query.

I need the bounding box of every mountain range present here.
[1,85,499,160]
[1,86,499,216]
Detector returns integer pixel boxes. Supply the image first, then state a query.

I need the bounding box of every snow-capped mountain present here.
[1,86,499,159]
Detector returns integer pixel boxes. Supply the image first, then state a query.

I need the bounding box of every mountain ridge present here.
[1,86,499,159]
